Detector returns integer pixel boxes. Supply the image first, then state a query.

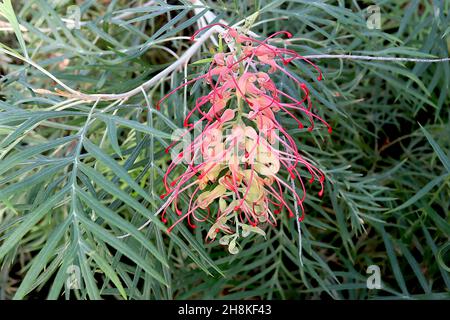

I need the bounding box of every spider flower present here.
[157,24,331,254]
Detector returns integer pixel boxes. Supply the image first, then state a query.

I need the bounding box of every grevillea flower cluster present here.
[156,24,331,254]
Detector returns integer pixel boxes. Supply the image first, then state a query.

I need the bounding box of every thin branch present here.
[290,178,304,267]
[303,54,450,62]
[0,0,224,102]
[16,26,216,101]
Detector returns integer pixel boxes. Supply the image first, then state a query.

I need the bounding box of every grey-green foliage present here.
[0,0,449,300]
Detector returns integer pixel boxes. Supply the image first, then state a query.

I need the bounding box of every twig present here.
[1,0,225,102]
[303,54,450,62]
[16,26,216,101]
[290,178,304,267]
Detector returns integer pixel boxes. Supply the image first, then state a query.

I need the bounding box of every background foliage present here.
[0,0,449,300]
